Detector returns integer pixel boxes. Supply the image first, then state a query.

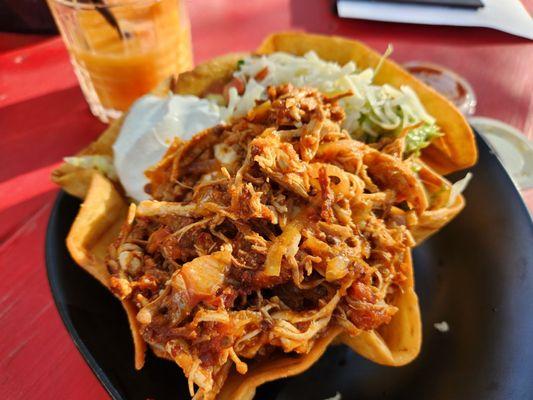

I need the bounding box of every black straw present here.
[91,0,130,39]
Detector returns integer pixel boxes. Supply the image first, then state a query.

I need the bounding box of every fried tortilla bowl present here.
[66,173,147,369]
[55,32,477,399]
[69,88,422,398]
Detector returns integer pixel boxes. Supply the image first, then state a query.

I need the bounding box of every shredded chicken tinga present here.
[106,84,430,399]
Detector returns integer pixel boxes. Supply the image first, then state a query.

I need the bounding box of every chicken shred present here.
[107,84,426,399]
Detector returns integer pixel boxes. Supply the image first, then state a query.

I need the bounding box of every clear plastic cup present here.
[48,0,193,122]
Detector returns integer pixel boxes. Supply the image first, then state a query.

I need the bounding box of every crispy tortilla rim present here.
[66,173,146,370]
[340,251,421,366]
[218,326,343,400]
[413,194,464,244]
[413,162,465,244]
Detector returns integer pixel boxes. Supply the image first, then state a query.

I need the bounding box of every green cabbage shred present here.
[404,123,442,156]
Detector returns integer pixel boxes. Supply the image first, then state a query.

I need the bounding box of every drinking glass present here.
[48,0,193,122]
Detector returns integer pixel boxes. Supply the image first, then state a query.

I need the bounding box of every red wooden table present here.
[1,0,532,398]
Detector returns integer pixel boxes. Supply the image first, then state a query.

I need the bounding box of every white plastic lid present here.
[469,116,533,190]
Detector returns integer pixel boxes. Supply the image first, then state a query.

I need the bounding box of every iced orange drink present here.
[48,0,193,122]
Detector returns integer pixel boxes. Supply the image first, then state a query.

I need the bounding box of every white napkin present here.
[337,0,533,40]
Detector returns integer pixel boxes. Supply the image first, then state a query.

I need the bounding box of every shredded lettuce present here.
[228,51,439,151]
[405,123,442,156]
[447,172,473,206]
[64,155,117,180]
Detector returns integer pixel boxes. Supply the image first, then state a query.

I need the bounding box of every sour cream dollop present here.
[113,94,222,201]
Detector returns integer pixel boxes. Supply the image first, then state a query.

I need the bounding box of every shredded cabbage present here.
[447,172,473,206]
[405,123,442,156]
[224,51,439,144]
[64,155,117,180]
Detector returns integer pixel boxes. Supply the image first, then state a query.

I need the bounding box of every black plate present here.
[46,133,533,400]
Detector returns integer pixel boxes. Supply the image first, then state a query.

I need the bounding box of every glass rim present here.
[51,0,163,10]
